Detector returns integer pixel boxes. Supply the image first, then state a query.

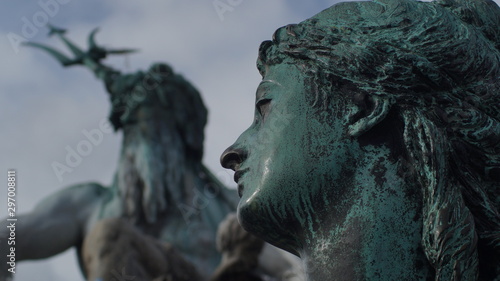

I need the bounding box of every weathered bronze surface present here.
[221,0,500,279]
[1,27,239,280]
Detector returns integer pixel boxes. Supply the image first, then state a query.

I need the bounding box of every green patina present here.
[221,0,500,280]
[23,27,239,278]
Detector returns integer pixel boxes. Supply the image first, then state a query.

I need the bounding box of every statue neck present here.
[299,146,433,280]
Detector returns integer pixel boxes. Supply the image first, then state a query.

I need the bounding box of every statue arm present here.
[0,183,106,280]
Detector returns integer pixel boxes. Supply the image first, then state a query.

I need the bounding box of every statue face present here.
[221,63,356,252]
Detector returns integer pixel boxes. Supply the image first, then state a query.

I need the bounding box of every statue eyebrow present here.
[256,80,281,100]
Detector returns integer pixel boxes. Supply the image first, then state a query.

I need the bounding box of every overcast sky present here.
[1,0,499,280]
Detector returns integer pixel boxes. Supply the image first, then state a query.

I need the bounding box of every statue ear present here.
[348,95,392,137]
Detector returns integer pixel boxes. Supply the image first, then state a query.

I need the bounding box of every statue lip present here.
[238,184,244,198]
[234,169,248,184]
[234,169,248,198]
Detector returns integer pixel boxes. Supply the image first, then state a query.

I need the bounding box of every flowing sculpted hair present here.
[113,63,208,222]
[257,0,500,279]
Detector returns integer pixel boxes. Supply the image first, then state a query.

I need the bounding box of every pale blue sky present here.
[1,0,499,280]
[0,1,343,280]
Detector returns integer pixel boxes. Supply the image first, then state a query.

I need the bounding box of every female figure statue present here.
[221,0,500,279]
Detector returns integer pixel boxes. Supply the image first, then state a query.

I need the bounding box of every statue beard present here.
[116,119,186,224]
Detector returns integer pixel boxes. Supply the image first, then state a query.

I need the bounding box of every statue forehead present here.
[260,63,305,83]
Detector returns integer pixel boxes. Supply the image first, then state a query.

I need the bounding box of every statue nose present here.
[220,146,247,171]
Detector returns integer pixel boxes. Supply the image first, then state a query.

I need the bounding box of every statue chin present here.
[237,193,262,234]
[237,194,302,257]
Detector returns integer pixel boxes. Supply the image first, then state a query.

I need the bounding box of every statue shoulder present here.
[60,182,108,201]
[35,182,109,213]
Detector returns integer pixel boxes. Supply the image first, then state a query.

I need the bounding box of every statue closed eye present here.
[221,0,500,279]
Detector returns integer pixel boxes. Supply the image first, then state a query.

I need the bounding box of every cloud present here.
[2,0,499,280]
[1,1,319,279]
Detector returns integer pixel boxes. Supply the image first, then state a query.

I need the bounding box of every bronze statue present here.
[0,26,301,281]
[221,0,500,279]
[0,26,240,280]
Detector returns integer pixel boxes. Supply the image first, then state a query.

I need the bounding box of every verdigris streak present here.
[221,0,500,280]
